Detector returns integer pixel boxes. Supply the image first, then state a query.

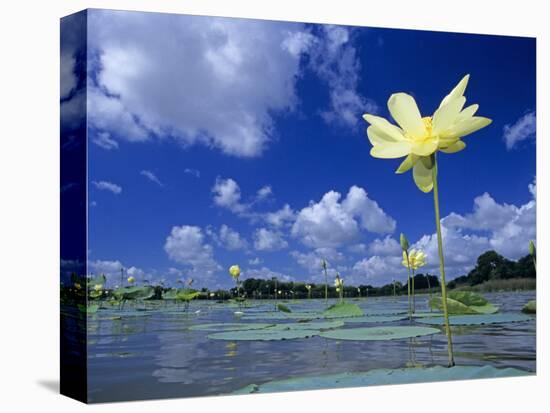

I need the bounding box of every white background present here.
[0,0,546,411]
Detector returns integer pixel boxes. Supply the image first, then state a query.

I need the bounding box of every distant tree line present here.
[447,250,536,289]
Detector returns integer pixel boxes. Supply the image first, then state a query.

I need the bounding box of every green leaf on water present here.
[277,303,292,313]
[176,289,200,302]
[268,321,344,331]
[233,365,532,394]
[162,289,178,300]
[189,323,274,332]
[323,302,364,318]
[113,286,155,301]
[416,313,533,326]
[522,300,536,314]
[319,326,440,341]
[448,291,488,306]
[429,297,498,315]
[342,315,408,324]
[242,312,319,321]
[207,329,319,341]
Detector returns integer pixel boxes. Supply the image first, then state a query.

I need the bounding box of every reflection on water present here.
[83,291,535,402]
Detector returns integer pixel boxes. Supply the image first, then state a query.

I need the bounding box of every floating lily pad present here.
[319,326,440,341]
[113,286,155,301]
[430,297,498,315]
[277,303,292,313]
[207,329,319,341]
[342,315,408,323]
[415,313,533,326]
[189,323,274,332]
[323,302,364,318]
[448,291,488,306]
[268,321,344,331]
[242,312,319,321]
[412,312,444,318]
[234,365,531,394]
[522,300,536,314]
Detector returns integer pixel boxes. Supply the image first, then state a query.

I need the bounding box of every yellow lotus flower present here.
[229,265,241,279]
[305,284,312,290]
[363,75,491,192]
[127,276,135,284]
[334,275,344,288]
[402,249,427,270]
[94,284,103,292]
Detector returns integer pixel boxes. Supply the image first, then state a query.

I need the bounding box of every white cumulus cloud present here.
[164,225,221,280]
[253,228,288,251]
[87,11,313,157]
[291,186,395,248]
[207,224,248,250]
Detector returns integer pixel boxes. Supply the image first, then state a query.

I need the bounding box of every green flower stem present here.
[412,268,416,313]
[323,266,328,307]
[427,275,432,312]
[405,253,412,320]
[431,153,455,367]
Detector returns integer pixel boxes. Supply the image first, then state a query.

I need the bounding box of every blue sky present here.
[61,9,536,288]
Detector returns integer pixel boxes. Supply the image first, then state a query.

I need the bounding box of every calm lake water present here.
[83,291,536,402]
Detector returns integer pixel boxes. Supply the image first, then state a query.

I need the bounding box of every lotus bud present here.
[529,240,536,257]
[400,233,409,251]
[127,276,135,284]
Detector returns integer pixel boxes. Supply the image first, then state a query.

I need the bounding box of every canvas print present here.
[60,9,536,403]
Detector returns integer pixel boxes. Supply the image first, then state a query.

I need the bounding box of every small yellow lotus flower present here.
[363,75,492,192]
[336,287,340,293]
[305,284,312,290]
[127,276,135,284]
[94,284,103,292]
[209,292,215,297]
[402,249,427,270]
[229,265,241,279]
[74,283,81,290]
[334,275,344,288]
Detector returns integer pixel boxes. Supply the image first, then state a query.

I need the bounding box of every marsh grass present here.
[453,278,536,293]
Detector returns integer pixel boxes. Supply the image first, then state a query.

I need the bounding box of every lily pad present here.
[323,302,364,318]
[522,300,536,314]
[415,313,533,326]
[234,365,531,394]
[342,315,408,323]
[189,323,274,332]
[242,312,319,321]
[277,303,292,313]
[412,312,444,318]
[319,326,440,341]
[448,291,488,306]
[113,286,155,301]
[207,329,319,341]
[430,297,498,315]
[268,321,344,330]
